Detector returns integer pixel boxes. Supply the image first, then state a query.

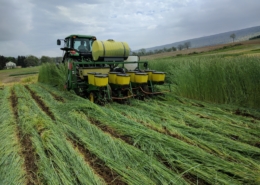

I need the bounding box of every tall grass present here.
[38,63,67,90]
[149,55,260,109]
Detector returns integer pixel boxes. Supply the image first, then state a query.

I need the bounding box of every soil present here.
[70,138,127,185]
[89,117,133,145]
[49,91,64,102]
[25,85,55,120]
[234,109,260,120]
[10,89,39,185]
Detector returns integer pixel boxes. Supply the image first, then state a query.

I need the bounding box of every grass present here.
[0,66,40,84]
[26,83,260,184]
[149,55,260,109]
[9,71,38,76]
[38,63,67,90]
[0,87,27,184]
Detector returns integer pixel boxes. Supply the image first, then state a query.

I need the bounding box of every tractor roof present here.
[65,34,95,39]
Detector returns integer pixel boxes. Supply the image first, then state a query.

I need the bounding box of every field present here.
[0,66,39,85]
[1,41,260,185]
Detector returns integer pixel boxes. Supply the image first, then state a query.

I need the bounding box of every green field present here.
[1,42,260,184]
[0,66,39,85]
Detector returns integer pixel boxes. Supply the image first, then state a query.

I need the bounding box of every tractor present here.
[57,34,170,104]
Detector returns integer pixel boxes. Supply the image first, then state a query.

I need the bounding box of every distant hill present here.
[139,25,260,52]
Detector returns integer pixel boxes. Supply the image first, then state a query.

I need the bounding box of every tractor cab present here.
[57,35,96,62]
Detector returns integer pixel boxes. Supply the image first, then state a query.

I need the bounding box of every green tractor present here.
[57,34,170,104]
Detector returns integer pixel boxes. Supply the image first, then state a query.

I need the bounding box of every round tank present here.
[92,40,130,61]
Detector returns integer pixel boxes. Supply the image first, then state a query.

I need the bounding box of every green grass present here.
[2,81,260,184]
[0,66,40,75]
[38,63,67,90]
[0,66,40,84]
[149,55,260,109]
[0,87,27,184]
[9,71,38,76]
[28,83,260,184]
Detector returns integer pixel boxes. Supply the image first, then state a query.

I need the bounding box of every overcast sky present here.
[0,0,259,58]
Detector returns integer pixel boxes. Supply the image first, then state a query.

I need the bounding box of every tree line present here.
[132,41,191,56]
[0,55,62,70]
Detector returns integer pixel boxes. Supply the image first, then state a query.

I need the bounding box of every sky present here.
[0,0,260,58]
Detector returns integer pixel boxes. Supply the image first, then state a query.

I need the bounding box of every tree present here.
[184,42,191,49]
[132,52,137,56]
[6,57,16,63]
[230,33,236,43]
[177,44,184,51]
[0,55,7,70]
[40,56,53,64]
[17,56,26,67]
[139,48,146,55]
[172,47,177,51]
[24,55,39,67]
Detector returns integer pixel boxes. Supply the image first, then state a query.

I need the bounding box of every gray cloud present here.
[0,0,259,57]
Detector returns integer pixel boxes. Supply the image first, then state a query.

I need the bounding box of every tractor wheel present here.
[89,92,95,103]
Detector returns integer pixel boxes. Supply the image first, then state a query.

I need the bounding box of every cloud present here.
[0,0,33,41]
[0,0,259,57]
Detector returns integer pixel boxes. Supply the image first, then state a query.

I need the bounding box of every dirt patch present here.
[10,89,19,119]
[38,85,65,102]
[234,109,260,120]
[69,137,127,185]
[229,134,239,141]
[181,172,210,185]
[254,142,260,149]
[192,103,205,107]
[196,114,211,119]
[25,85,55,120]
[10,89,39,185]
[49,91,64,102]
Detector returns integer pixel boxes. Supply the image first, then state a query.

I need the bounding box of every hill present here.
[137,25,260,53]
[141,38,260,60]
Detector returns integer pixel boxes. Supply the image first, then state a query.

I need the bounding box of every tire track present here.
[10,89,39,185]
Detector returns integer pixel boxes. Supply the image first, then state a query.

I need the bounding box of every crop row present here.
[30,83,260,184]
[27,84,187,184]
[1,83,260,185]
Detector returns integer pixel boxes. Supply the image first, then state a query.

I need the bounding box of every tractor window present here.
[73,39,92,52]
[65,38,71,48]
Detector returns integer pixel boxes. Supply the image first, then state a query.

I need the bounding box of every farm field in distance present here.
[0,40,260,185]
